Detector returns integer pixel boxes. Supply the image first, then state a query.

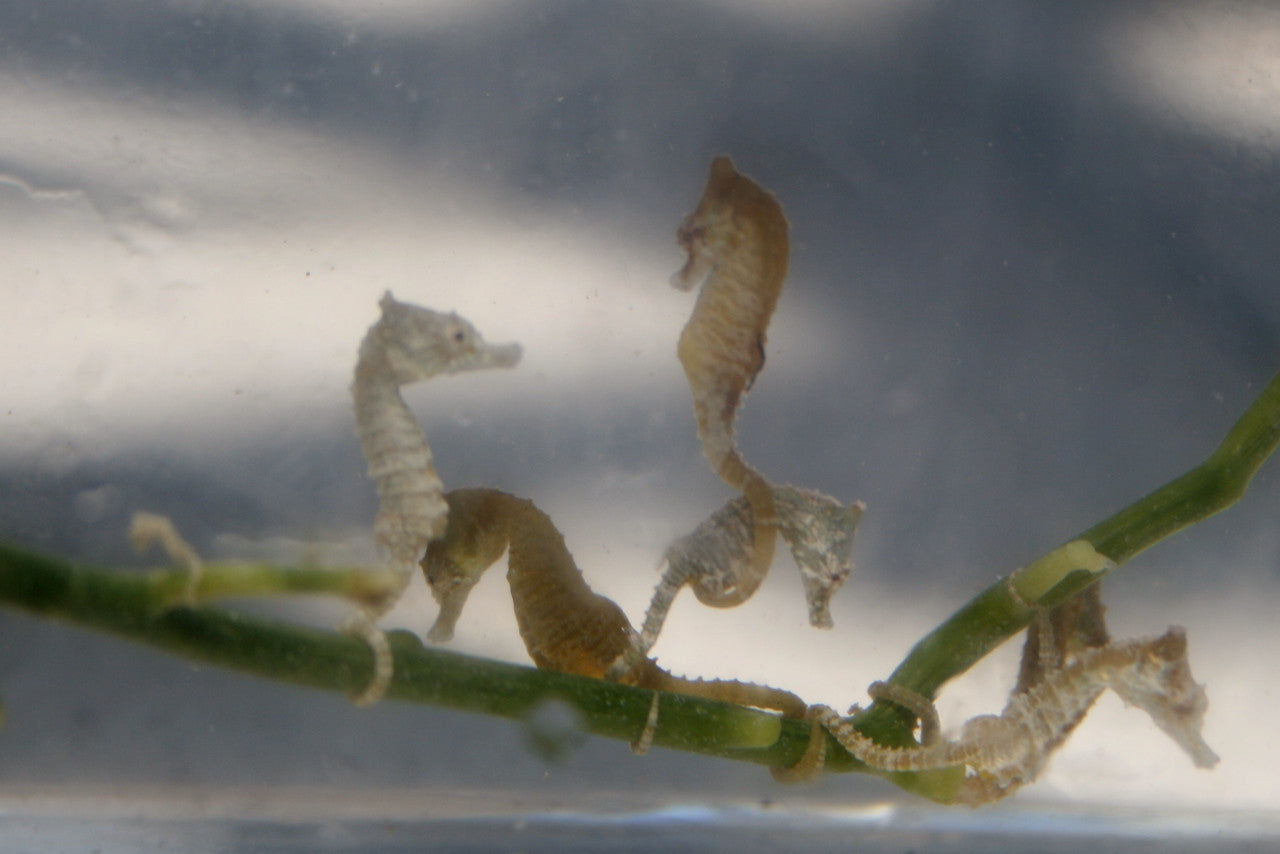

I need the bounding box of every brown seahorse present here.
[671,155,789,607]
[422,487,805,719]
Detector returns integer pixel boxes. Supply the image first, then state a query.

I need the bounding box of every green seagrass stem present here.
[151,561,405,608]
[851,368,1280,754]
[0,542,809,763]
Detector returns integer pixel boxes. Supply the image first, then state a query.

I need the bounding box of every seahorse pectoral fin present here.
[689,572,759,607]
[742,333,766,393]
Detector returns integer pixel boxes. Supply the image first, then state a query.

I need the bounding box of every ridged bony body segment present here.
[353,364,448,564]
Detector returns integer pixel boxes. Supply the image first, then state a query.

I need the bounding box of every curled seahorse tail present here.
[646,668,805,719]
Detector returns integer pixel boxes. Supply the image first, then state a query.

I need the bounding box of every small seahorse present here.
[422,487,806,720]
[350,292,521,704]
[804,627,1218,804]
[622,486,863,672]
[672,155,789,607]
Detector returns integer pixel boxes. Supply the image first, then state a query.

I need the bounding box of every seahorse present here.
[671,155,789,608]
[623,486,863,672]
[803,627,1218,804]
[422,487,806,720]
[349,291,521,704]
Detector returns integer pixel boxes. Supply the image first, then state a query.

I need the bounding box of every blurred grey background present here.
[1,0,1278,847]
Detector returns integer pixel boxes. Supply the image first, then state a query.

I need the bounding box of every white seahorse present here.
[349,290,521,704]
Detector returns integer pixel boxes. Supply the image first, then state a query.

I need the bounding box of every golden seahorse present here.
[422,487,805,719]
[671,155,789,607]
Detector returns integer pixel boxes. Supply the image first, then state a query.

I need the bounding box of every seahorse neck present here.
[353,347,393,398]
[351,336,448,567]
[352,348,427,459]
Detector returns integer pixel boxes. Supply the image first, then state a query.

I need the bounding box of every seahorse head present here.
[791,499,864,629]
[1108,628,1219,769]
[422,542,481,643]
[372,291,522,385]
[671,156,788,293]
[422,488,512,642]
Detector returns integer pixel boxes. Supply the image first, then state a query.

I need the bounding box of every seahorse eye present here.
[445,321,470,347]
[423,554,445,587]
[676,221,704,248]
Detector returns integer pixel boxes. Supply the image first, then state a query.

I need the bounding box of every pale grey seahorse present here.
[607,486,863,680]
[802,627,1218,804]
[348,290,521,704]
